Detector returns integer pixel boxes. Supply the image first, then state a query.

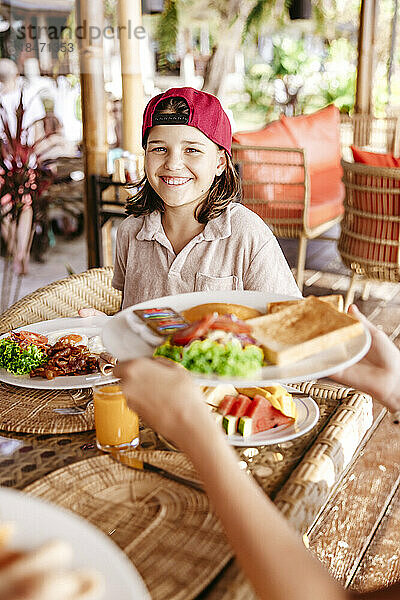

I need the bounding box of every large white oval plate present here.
[102,290,371,386]
[0,316,119,389]
[0,487,150,599]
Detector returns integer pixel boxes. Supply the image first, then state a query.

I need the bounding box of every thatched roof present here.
[3,0,73,12]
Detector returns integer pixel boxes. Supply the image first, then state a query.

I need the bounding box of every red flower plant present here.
[0,92,56,226]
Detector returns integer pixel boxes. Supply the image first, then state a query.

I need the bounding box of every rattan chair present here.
[0,267,121,334]
[340,113,400,161]
[232,143,344,291]
[338,160,400,308]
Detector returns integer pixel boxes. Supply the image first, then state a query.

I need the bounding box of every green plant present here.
[0,92,56,307]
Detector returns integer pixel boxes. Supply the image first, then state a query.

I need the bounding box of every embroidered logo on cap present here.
[152,113,189,125]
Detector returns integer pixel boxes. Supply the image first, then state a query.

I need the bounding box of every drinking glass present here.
[93,382,139,452]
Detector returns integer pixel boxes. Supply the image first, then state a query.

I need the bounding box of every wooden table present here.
[0,267,390,597]
[0,379,374,599]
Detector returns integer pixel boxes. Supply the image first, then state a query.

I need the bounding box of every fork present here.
[53,390,94,415]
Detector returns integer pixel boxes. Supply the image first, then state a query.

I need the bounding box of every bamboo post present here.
[118,0,145,169]
[76,0,108,268]
[355,0,378,115]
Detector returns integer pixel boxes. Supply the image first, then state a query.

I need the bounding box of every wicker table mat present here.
[0,382,373,600]
[25,451,232,600]
[0,383,94,434]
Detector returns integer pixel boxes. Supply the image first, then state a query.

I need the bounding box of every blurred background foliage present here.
[151,0,400,130]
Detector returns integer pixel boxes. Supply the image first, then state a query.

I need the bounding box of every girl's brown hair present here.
[125,97,241,223]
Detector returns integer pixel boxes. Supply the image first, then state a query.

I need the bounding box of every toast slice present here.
[267,294,344,315]
[247,296,363,366]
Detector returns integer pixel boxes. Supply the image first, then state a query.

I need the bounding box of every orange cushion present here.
[232,118,295,147]
[310,167,345,206]
[280,105,342,174]
[244,167,344,230]
[351,145,400,167]
[233,106,344,230]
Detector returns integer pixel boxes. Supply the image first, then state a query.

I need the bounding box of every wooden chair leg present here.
[361,280,371,301]
[296,235,307,293]
[345,272,360,311]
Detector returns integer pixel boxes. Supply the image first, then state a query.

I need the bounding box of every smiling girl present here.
[109,87,300,309]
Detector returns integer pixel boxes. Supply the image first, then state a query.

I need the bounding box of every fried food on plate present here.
[182,303,262,323]
[247,296,363,366]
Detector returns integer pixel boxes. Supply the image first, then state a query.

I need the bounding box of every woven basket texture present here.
[0,384,94,434]
[25,451,232,600]
[339,160,400,282]
[0,267,121,334]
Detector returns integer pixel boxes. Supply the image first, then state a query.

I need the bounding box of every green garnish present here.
[0,339,47,375]
[154,338,263,377]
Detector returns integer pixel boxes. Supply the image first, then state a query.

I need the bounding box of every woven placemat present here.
[25,451,232,600]
[0,383,94,434]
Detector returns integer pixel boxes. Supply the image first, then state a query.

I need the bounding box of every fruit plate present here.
[223,390,319,447]
[101,290,371,386]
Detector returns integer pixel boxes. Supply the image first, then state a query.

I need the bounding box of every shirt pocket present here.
[195,272,238,291]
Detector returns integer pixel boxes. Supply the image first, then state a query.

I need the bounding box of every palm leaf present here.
[243,0,273,39]
[157,0,178,57]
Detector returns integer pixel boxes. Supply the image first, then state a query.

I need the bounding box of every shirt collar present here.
[136,211,163,241]
[136,204,232,242]
[203,204,232,241]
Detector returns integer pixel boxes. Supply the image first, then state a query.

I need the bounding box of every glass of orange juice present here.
[93,382,139,452]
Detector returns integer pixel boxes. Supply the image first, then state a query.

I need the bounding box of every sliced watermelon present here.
[222,415,237,435]
[238,416,253,437]
[229,394,252,418]
[218,395,238,415]
[244,395,294,433]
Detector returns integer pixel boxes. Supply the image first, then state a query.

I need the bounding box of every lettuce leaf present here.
[154,339,263,377]
[0,339,47,375]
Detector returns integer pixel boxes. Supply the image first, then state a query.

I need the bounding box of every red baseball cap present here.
[142,87,232,156]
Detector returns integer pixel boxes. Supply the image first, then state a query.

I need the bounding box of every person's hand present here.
[113,358,217,450]
[78,308,106,317]
[331,305,400,412]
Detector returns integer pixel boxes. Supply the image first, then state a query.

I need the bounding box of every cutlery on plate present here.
[110,451,204,493]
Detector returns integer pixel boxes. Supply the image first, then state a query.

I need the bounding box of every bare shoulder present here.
[229,203,274,239]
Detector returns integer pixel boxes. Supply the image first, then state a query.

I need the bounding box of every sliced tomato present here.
[11,330,48,345]
[171,314,217,346]
[208,315,252,335]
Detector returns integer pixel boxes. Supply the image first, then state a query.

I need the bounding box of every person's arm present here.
[331,305,400,413]
[115,359,345,600]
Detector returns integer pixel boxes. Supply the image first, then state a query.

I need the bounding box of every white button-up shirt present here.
[112,203,301,308]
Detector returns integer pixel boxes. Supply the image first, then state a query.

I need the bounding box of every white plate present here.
[102,290,371,386]
[225,390,319,447]
[0,487,150,599]
[0,316,119,390]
